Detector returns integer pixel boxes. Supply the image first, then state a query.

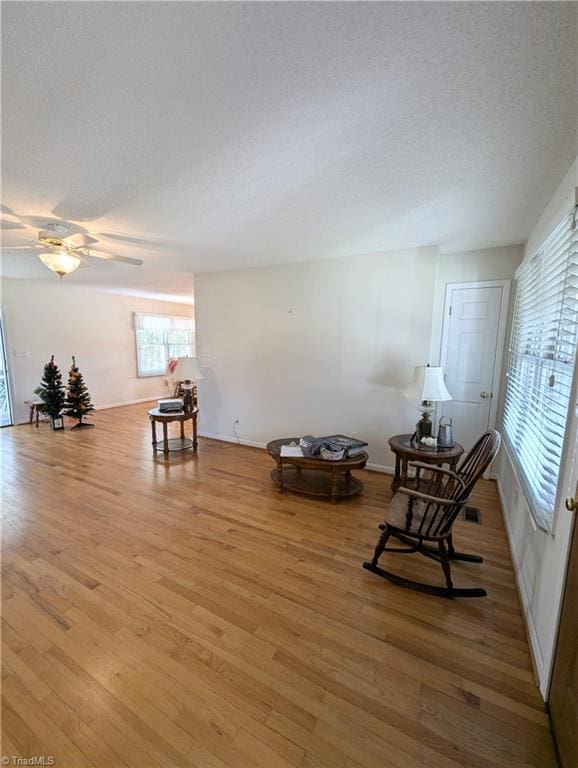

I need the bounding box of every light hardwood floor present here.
[1,403,556,767]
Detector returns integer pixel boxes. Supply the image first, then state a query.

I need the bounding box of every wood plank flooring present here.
[1,403,556,767]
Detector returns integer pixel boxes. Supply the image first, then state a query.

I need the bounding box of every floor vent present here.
[463,506,482,524]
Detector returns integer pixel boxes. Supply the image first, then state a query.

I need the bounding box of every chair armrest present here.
[408,461,462,482]
[396,485,465,507]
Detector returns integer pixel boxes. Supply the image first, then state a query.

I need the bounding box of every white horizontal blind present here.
[503,209,578,529]
[134,313,194,377]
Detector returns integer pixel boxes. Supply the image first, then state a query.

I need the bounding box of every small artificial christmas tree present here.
[35,355,66,428]
[65,356,95,429]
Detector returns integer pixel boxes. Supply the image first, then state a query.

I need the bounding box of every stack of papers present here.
[280,445,304,458]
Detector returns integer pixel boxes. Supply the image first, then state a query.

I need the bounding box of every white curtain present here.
[134,313,193,332]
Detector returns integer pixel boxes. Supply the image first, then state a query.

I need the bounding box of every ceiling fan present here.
[0,209,144,278]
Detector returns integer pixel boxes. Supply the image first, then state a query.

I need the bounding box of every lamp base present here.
[173,380,198,405]
[415,400,434,442]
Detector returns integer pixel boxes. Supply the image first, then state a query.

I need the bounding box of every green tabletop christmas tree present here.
[35,355,66,428]
[65,356,95,429]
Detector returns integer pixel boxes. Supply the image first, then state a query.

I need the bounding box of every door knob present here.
[566,497,577,511]
[480,391,490,399]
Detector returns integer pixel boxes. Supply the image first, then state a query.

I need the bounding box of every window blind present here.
[503,208,578,529]
[134,313,194,377]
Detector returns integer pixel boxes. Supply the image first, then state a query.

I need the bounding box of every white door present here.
[439,282,508,452]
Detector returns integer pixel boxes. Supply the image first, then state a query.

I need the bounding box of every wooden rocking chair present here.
[363,430,501,598]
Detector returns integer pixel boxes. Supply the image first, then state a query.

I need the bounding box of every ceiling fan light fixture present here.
[38,250,81,277]
[44,223,69,236]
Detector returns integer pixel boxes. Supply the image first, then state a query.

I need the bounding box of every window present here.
[134,313,194,377]
[503,208,578,530]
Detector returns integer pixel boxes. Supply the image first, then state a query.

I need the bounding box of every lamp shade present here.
[403,365,452,402]
[173,356,203,381]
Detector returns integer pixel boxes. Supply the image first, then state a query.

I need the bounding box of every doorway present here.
[439,280,510,451]
[0,311,13,426]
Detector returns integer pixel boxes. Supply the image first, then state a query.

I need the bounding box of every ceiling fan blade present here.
[96,232,152,246]
[0,245,39,251]
[0,218,26,230]
[0,208,37,232]
[96,232,177,249]
[86,249,143,266]
[64,232,99,248]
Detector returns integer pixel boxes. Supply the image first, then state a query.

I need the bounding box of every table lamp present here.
[403,364,452,443]
[173,357,203,412]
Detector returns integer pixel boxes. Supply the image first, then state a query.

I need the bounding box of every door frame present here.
[438,279,511,446]
[548,495,578,765]
[544,396,578,697]
[0,307,14,427]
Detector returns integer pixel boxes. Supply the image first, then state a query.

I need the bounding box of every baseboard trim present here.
[198,431,266,450]
[11,396,163,425]
[198,432,394,473]
[365,462,394,475]
[95,396,163,411]
[495,473,546,697]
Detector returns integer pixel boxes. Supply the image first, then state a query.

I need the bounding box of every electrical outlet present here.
[233,419,240,440]
[13,348,29,357]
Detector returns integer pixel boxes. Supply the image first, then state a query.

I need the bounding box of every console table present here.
[266,438,368,504]
[148,407,198,458]
[388,433,464,495]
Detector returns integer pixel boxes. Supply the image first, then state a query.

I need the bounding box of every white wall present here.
[195,248,437,470]
[1,278,194,424]
[195,244,521,471]
[495,156,578,697]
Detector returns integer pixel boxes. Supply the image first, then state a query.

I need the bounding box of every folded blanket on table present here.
[299,434,368,461]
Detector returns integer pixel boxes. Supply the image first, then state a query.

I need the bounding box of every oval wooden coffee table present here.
[266,438,368,504]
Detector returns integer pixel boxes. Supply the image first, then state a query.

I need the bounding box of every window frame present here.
[134,312,194,379]
[502,209,578,532]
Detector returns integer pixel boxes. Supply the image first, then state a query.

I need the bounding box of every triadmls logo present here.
[3,758,56,766]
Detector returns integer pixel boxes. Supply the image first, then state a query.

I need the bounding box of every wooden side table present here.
[266,438,368,504]
[25,400,45,427]
[148,407,198,458]
[388,434,464,495]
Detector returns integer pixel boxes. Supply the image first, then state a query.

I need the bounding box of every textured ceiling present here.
[1,1,577,299]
